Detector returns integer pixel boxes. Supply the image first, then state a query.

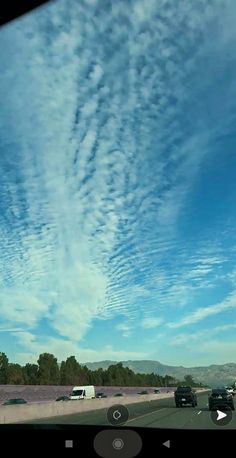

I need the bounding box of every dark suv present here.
[208,388,235,411]
[174,386,197,407]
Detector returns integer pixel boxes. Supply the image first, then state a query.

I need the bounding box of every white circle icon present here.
[112,438,124,450]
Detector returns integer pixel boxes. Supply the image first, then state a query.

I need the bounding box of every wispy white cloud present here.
[0,290,48,326]
[214,323,236,332]
[227,268,236,287]
[169,322,236,352]
[196,340,236,363]
[115,323,132,337]
[191,257,226,266]
[170,331,205,347]
[141,317,164,329]
[188,268,212,276]
[168,291,236,328]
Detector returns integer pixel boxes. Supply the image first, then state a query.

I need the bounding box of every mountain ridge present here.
[84,360,236,386]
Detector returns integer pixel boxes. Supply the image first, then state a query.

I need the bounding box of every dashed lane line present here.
[126,408,167,424]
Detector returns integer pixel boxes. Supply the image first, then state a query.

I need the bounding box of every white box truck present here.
[70,385,95,400]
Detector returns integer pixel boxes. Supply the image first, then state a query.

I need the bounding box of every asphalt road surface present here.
[26,392,236,429]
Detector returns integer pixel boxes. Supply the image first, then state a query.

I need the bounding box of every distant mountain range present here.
[85,360,236,387]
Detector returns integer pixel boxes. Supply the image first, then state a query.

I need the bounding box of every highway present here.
[26,392,236,429]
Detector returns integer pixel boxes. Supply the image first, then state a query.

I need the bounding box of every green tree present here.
[38,353,60,385]
[82,365,92,385]
[163,375,176,387]
[123,366,137,386]
[184,374,195,386]
[146,372,158,386]
[60,356,80,385]
[60,361,67,385]
[135,373,146,386]
[60,356,90,385]
[0,352,9,384]
[7,363,24,384]
[0,353,195,388]
[103,363,126,386]
[23,364,38,384]
[91,368,105,385]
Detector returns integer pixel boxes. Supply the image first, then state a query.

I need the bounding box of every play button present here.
[217,410,227,421]
[210,409,232,426]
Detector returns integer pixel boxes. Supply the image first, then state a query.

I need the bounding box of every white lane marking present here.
[126,408,167,423]
[197,411,202,415]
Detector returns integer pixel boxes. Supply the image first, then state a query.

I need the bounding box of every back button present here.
[163,440,170,448]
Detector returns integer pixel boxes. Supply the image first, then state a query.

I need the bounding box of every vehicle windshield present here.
[176,387,191,392]
[0,0,236,430]
[71,390,83,396]
[212,389,227,394]
[6,399,24,403]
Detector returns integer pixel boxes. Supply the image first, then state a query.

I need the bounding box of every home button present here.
[113,438,124,450]
[94,429,142,458]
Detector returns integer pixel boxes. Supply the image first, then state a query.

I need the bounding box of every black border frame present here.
[0,0,51,26]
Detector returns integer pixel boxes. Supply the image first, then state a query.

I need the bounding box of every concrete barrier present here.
[0,389,208,424]
[0,393,175,424]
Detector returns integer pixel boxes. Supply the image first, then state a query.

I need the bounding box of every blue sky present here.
[0,0,236,367]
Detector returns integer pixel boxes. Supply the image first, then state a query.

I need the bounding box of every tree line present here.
[0,352,201,387]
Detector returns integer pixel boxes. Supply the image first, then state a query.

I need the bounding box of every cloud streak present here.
[141,317,163,329]
[168,292,236,328]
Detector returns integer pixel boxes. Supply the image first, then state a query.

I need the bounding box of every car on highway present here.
[55,395,70,401]
[3,398,27,405]
[208,388,235,411]
[95,392,107,398]
[70,385,95,400]
[154,389,161,394]
[174,386,197,407]
[225,386,235,395]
